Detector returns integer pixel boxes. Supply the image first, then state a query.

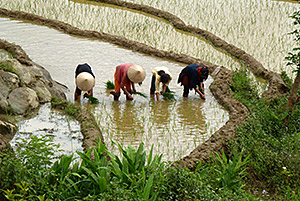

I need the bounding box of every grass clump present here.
[83,93,99,104]
[51,96,81,117]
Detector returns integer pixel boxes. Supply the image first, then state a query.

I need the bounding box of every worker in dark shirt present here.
[74,63,95,101]
[177,64,209,99]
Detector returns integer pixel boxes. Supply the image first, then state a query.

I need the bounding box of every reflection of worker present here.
[74,63,95,102]
[177,64,209,99]
[150,67,172,101]
[176,99,205,128]
[110,63,146,101]
[111,101,139,134]
[149,101,173,126]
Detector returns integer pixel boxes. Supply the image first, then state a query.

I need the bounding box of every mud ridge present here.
[0,39,32,66]
[0,7,287,168]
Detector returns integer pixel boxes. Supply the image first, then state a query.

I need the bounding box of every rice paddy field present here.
[1,0,299,160]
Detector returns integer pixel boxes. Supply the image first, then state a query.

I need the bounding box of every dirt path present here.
[0,5,288,168]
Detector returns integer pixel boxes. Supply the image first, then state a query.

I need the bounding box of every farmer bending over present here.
[74,63,95,102]
[150,66,172,101]
[177,64,209,99]
[110,63,146,101]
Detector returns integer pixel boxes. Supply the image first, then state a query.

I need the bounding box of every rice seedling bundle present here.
[84,94,99,104]
[133,91,148,98]
[105,80,115,89]
[162,91,176,101]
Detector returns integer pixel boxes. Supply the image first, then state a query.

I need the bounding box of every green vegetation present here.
[105,80,115,90]
[229,68,300,199]
[284,7,300,123]
[51,97,81,117]
[132,91,148,98]
[0,61,18,75]
[84,93,100,104]
[1,2,299,200]
[1,67,299,200]
[162,91,176,101]
[1,135,259,200]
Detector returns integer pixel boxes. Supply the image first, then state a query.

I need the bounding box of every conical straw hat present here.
[127,64,146,83]
[75,72,95,91]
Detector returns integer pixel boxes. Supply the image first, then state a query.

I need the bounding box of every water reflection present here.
[112,101,140,137]
[148,100,174,128]
[176,98,205,132]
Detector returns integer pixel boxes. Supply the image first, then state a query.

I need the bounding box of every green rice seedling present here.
[105,80,115,89]
[84,94,99,104]
[133,91,148,98]
[162,92,176,101]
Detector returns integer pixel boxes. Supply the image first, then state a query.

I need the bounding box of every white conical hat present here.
[75,72,95,91]
[127,64,146,83]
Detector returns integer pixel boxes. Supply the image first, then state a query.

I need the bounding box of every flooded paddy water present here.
[0,0,299,160]
[0,17,227,160]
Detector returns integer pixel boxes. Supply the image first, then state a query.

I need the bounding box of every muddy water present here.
[10,103,83,156]
[0,17,228,160]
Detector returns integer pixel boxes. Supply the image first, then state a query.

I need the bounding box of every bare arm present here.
[195,87,205,99]
[121,87,133,99]
[200,82,204,94]
[131,83,136,93]
[155,93,160,101]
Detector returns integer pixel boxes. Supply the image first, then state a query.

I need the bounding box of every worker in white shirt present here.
[150,67,172,101]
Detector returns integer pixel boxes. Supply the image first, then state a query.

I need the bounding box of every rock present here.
[31,82,52,103]
[0,93,8,113]
[0,59,67,113]
[0,133,12,152]
[8,87,39,114]
[0,119,17,140]
[0,69,19,98]
[10,60,67,101]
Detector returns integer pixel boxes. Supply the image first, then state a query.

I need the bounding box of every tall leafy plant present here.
[214,150,250,191]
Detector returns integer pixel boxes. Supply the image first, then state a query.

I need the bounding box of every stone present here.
[0,69,19,98]
[31,82,52,103]
[0,133,11,152]
[8,87,39,115]
[0,93,8,113]
[0,119,17,140]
